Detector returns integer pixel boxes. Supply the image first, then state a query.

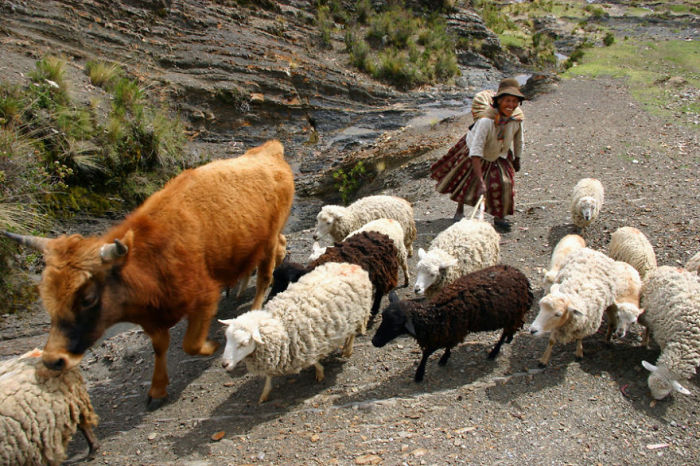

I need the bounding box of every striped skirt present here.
[430,134,515,219]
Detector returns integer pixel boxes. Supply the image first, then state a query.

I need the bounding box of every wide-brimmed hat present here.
[494,78,525,101]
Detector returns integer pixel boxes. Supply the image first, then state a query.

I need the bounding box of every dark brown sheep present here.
[372,265,533,382]
[268,231,399,318]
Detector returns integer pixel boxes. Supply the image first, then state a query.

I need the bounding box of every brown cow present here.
[3,140,294,409]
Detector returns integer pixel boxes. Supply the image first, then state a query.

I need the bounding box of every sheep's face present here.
[530,290,581,336]
[612,303,642,339]
[219,316,262,371]
[642,361,690,399]
[372,301,412,347]
[313,207,342,241]
[577,197,597,221]
[308,241,326,262]
[414,248,456,295]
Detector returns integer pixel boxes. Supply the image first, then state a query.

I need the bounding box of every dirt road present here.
[15,75,687,465]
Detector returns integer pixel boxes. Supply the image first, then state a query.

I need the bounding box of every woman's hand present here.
[476,179,487,199]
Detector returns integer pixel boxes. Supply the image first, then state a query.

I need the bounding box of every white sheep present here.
[414,218,500,297]
[0,349,99,465]
[604,260,643,341]
[571,178,604,229]
[639,266,700,399]
[608,226,657,280]
[530,247,617,366]
[220,262,372,403]
[308,218,410,287]
[543,234,586,292]
[685,251,700,274]
[313,195,416,257]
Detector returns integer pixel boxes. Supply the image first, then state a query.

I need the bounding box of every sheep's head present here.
[313,206,345,241]
[642,360,691,400]
[414,248,457,295]
[372,292,415,347]
[219,311,268,371]
[612,303,643,339]
[308,241,326,262]
[576,196,598,222]
[530,287,582,336]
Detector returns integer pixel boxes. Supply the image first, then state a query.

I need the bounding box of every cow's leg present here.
[251,253,274,310]
[183,300,219,356]
[147,328,170,409]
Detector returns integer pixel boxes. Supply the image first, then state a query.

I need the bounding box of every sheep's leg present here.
[314,362,325,382]
[604,305,617,343]
[146,328,171,410]
[641,327,651,348]
[538,335,556,368]
[79,420,99,459]
[575,339,584,360]
[488,331,509,359]
[415,349,435,382]
[258,376,273,404]
[370,288,383,317]
[401,256,410,288]
[342,334,355,358]
[438,347,451,366]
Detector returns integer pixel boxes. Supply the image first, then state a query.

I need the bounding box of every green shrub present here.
[355,0,373,24]
[316,5,334,48]
[85,60,122,89]
[333,161,367,205]
[603,32,615,46]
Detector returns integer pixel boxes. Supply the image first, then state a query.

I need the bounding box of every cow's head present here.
[4,230,133,371]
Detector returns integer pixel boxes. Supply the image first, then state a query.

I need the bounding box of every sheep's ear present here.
[671,380,691,395]
[218,319,233,326]
[252,328,263,345]
[439,257,458,270]
[388,290,400,304]
[571,309,584,317]
[404,315,416,336]
[418,248,426,260]
[642,360,657,372]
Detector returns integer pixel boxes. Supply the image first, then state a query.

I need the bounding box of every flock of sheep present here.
[2,175,699,464]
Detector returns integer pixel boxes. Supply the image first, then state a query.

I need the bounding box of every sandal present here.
[493,217,512,232]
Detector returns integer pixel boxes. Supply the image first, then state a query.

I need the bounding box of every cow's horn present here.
[100,239,128,262]
[2,231,49,252]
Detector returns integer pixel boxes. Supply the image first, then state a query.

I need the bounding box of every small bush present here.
[603,32,615,46]
[333,161,367,205]
[85,61,122,89]
[316,5,334,49]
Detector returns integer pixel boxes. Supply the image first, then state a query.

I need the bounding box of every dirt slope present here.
[34,75,696,465]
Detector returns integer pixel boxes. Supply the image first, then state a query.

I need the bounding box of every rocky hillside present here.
[0,0,515,152]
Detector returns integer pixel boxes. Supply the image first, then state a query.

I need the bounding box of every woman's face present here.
[497,95,520,117]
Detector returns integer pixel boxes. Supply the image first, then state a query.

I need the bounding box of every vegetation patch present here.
[563,39,700,123]
[0,56,192,313]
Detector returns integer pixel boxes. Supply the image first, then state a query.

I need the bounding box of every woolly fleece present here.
[608,226,657,280]
[0,349,98,465]
[640,266,700,398]
[244,262,372,377]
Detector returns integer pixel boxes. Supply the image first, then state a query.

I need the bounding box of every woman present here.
[430,78,525,232]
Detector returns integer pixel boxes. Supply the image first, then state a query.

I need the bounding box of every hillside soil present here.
[1,73,698,465]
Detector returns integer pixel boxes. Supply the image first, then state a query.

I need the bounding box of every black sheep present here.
[372,264,533,382]
[268,231,400,318]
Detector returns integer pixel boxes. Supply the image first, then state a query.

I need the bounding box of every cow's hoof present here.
[146,395,169,411]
